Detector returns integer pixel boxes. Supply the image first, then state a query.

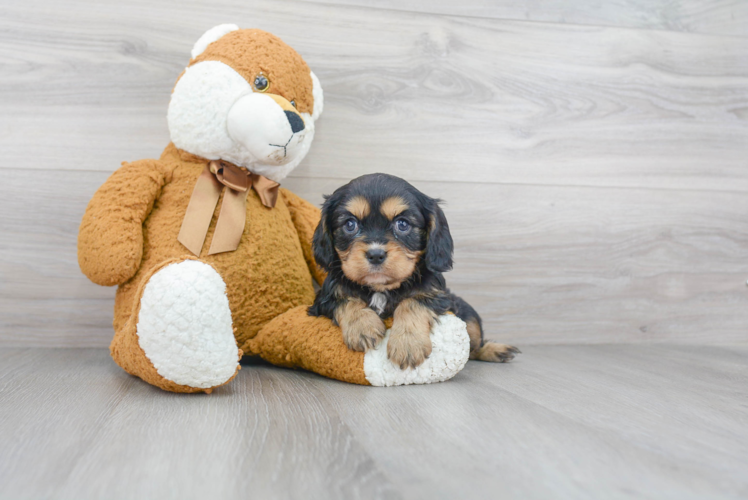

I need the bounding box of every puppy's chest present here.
[368,292,397,318]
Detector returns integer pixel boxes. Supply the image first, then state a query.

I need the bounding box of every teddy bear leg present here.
[242,306,470,386]
[110,260,242,393]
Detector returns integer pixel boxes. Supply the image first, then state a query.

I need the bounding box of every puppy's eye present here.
[254,74,269,92]
[290,100,297,108]
[343,219,358,234]
[395,219,411,233]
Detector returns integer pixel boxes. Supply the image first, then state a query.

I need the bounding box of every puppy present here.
[308,173,520,369]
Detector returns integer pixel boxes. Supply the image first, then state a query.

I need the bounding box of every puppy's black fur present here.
[309,173,519,365]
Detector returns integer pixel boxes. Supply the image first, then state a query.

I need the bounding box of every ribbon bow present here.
[177,160,280,256]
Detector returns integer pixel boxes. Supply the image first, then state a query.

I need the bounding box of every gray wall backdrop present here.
[1,0,747,347]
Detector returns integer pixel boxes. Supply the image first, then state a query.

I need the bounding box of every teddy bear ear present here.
[191,24,240,60]
[310,71,324,122]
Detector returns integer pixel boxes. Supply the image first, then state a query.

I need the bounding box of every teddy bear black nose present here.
[365,248,387,266]
[284,110,305,134]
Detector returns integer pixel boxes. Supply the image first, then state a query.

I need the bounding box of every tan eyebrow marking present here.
[344,196,371,219]
[380,196,409,220]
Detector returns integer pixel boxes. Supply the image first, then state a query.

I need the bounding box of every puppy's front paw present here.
[340,307,386,352]
[387,298,436,369]
[387,328,432,369]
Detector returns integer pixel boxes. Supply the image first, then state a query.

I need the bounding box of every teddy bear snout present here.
[226,92,310,166]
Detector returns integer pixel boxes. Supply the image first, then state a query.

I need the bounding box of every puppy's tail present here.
[448,292,520,363]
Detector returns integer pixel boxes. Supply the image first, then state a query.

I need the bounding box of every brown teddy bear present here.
[78,25,470,393]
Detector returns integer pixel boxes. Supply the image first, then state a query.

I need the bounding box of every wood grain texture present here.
[1,0,747,191]
[0,0,746,346]
[0,349,398,500]
[3,171,747,347]
[308,0,748,38]
[1,346,747,499]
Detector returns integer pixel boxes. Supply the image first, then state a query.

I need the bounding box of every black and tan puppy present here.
[308,173,520,369]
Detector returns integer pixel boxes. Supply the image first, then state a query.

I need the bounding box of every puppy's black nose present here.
[365,248,387,265]
[285,110,305,134]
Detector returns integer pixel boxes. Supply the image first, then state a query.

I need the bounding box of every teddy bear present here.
[77,24,470,393]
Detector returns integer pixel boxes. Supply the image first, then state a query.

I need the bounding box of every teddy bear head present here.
[167,25,323,183]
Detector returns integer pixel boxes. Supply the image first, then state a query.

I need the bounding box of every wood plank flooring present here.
[306,0,748,37]
[4,1,747,191]
[2,3,745,498]
[1,346,746,500]
[4,170,747,348]
[1,0,747,346]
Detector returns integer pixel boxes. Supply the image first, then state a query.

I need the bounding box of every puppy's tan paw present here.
[387,329,433,369]
[470,342,521,363]
[387,298,436,369]
[340,307,386,352]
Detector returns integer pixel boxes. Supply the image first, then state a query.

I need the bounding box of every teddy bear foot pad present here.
[137,260,241,389]
[363,315,470,387]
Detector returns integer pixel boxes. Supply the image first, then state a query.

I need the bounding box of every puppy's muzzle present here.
[365,247,387,266]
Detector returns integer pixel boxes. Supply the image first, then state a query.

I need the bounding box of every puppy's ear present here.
[313,195,337,271]
[424,199,454,273]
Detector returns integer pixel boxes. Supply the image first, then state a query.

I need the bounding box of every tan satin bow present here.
[177,160,280,256]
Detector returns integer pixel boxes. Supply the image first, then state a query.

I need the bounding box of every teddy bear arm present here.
[280,188,327,285]
[78,159,167,286]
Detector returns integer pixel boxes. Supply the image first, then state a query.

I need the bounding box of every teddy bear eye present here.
[290,100,297,108]
[254,74,269,92]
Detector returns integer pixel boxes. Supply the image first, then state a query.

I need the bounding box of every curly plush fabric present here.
[191,29,315,117]
[245,306,369,385]
[109,257,241,394]
[93,144,324,392]
[364,315,470,387]
[80,144,322,346]
[137,260,239,388]
[247,309,471,387]
[78,26,471,393]
[78,160,167,286]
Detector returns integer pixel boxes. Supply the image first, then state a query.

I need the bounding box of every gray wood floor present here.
[1,346,747,500]
[1,2,747,498]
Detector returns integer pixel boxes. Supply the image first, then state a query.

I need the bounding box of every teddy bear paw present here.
[363,314,470,387]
